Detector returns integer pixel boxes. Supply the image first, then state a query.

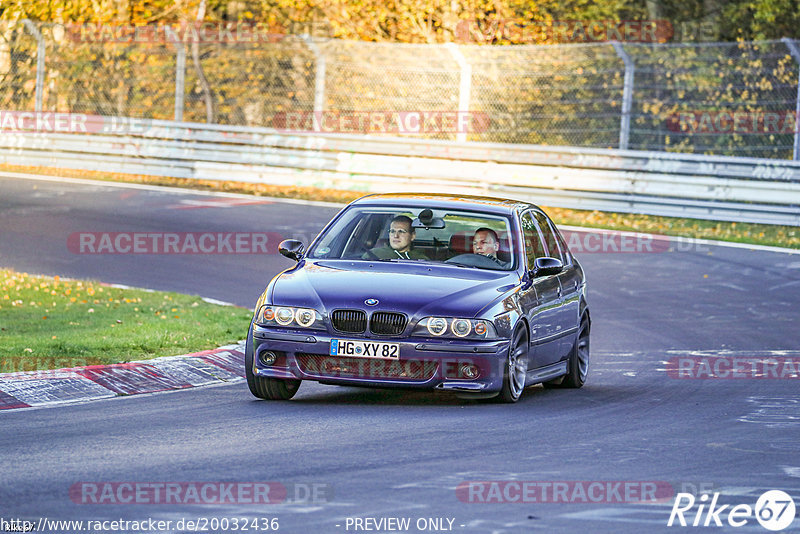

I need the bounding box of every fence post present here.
[445,42,472,143]
[302,35,326,116]
[174,43,186,122]
[782,37,800,161]
[611,42,634,151]
[22,19,45,113]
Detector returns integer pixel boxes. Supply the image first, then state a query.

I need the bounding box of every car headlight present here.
[427,317,448,336]
[257,305,325,330]
[412,317,497,340]
[451,319,471,337]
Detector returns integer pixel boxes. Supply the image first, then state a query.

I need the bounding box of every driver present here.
[364,215,428,260]
[473,228,510,268]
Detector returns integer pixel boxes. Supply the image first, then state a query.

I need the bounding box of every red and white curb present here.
[0,341,246,412]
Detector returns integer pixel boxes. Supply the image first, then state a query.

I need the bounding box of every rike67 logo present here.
[668,490,796,531]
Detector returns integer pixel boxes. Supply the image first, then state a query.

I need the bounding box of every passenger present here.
[365,215,428,260]
[473,227,510,268]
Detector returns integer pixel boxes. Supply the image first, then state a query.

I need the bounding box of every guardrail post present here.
[301,35,326,116]
[174,43,186,122]
[22,19,45,113]
[782,38,800,161]
[445,42,472,143]
[611,42,634,151]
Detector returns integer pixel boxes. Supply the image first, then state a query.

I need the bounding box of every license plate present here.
[330,339,399,359]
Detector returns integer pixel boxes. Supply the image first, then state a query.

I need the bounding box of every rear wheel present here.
[545,316,589,389]
[245,324,301,400]
[498,326,529,403]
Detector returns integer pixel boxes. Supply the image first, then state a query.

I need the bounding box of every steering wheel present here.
[445,253,504,269]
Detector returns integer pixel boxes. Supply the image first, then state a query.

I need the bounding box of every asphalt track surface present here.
[1,175,800,533]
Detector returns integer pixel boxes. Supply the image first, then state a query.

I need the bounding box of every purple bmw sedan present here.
[246,193,590,403]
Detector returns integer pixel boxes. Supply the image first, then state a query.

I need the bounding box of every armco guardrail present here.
[0,117,799,225]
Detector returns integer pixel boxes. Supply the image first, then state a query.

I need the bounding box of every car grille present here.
[331,309,367,333]
[296,353,438,381]
[369,312,407,336]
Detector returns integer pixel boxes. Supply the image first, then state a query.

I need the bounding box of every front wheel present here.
[245,324,301,400]
[498,326,529,403]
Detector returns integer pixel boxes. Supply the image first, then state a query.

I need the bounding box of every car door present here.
[518,211,563,369]
[533,211,582,360]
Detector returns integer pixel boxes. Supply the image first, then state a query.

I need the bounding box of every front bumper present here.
[251,325,510,392]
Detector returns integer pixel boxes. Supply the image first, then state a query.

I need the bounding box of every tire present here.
[545,316,589,389]
[498,326,529,403]
[245,324,301,400]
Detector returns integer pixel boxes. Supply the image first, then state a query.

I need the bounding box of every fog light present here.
[461,363,480,379]
[259,350,278,366]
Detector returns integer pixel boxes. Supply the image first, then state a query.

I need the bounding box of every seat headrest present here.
[449,232,473,254]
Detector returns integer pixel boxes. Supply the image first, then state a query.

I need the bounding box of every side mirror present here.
[532,256,563,277]
[279,239,305,262]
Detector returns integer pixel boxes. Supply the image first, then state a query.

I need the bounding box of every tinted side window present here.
[533,211,563,262]
[553,225,572,264]
[521,212,547,268]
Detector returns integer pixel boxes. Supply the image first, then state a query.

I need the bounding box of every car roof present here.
[351,193,536,215]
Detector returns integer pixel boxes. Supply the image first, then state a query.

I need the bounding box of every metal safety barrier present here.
[0,117,799,226]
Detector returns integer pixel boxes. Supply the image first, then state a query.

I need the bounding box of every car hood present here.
[271,260,519,318]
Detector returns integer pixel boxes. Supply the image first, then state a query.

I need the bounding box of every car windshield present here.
[307,206,515,270]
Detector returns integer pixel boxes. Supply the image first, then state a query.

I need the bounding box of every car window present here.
[312,210,364,258]
[521,212,547,268]
[307,206,515,270]
[553,223,572,265]
[533,211,564,263]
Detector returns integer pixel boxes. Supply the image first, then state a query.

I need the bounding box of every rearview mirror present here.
[532,256,563,277]
[279,239,305,262]
[412,208,445,229]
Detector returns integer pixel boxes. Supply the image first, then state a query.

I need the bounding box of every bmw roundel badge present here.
[365,298,379,306]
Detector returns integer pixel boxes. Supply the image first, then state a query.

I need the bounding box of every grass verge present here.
[1,163,798,249]
[0,268,252,372]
